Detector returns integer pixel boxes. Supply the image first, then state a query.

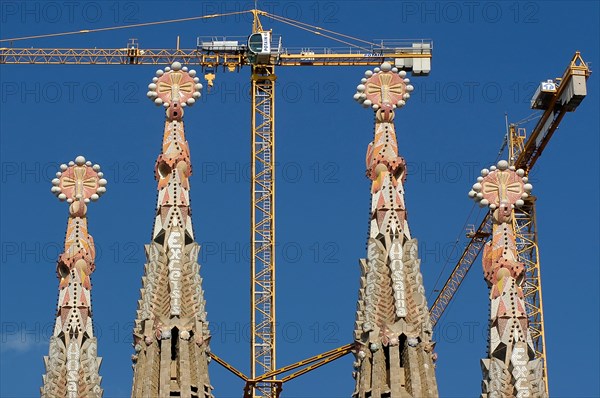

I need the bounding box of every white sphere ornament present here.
[154,98,163,106]
[516,199,525,207]
[58,193,67,201]
[75,156,86,166]
[189,69,197,77]
[399,70,407,77]
[380,62,392,71]
[171,61,182,71]
[468,190,476,198]
[497,160,509,170]
[524,183,533,192]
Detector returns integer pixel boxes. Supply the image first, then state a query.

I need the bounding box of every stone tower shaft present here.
[130,62,212,398]
[42,155,106,398]
[351,63,438,398]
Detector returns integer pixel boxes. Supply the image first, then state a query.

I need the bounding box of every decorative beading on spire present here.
[42,155,105,398]
[131,63,213,398]
[471,161,546,397]
[351,64,438,398]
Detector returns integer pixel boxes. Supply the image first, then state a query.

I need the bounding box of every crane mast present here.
[428,52,591,394]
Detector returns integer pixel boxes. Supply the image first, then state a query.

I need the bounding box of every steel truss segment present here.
[429,213,493,328]
[0,48,431,67]
[251,65,277,398]
[512,197,548,393]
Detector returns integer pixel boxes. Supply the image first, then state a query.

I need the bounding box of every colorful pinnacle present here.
[131,62,213,397]
[42,156,104,398]
[351,63,439,397]
[470,161,546,397]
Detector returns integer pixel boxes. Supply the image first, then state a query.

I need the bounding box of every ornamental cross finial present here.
[353,62,414,122]
[468,160,532,210]
[147,62,203,121]
[51,155,106,206]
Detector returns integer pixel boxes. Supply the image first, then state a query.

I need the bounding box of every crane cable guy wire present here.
[0,10,253,42]
[259,10,378,50]
[1,8,380,54]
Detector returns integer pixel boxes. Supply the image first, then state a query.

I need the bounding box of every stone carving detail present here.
[352,63,439,398]
[42,155,106,398]
[131,62,213,398]
[469,160,546,397]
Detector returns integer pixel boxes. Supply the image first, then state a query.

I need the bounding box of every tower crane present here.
[427,52,591,394]
[1,9,432,397]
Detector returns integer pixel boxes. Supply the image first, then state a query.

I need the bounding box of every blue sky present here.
[1,1,598,397]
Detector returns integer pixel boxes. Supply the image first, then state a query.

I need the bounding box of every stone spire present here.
[42,155,107,398]
[130,62,213,398]
[351,63,439,397]
[469,160,546,397]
